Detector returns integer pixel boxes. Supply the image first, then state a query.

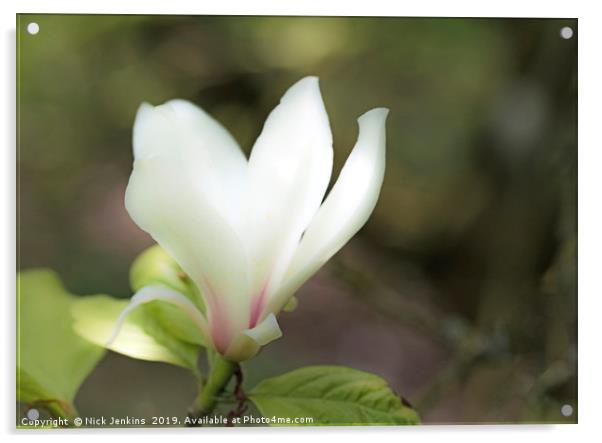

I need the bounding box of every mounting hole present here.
[560,26,573,40]
[26,22,39,35]
[561,404,573,417]
[26,408,40,420]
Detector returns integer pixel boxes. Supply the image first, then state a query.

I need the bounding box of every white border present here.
[3,1,601,442]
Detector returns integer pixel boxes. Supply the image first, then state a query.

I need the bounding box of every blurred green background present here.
[17,15,577,424]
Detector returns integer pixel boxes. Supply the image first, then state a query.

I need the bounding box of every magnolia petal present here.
[125,152,250,349]
[132,99,248,233]
[224,313,283,362]
[107,285,209,346]
[268,108,389,313]
[246,76,334,305]
[243,313,283,346]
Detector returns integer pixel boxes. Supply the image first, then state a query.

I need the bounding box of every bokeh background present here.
[17,15,577,424]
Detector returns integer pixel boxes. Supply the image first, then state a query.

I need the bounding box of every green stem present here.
[189,355,237,419]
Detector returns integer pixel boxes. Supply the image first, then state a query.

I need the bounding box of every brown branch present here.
[225,364,247,426]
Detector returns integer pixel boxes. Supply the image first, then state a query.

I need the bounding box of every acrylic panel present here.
[16,14,577,428]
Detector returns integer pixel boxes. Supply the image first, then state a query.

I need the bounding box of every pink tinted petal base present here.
[249,283,268,329]
[201,278,233,354]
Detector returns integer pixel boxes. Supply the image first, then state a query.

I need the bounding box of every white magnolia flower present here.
[110,77,388,361]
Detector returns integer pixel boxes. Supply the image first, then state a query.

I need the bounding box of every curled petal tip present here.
[243,313,283,346]
[299,75,319,84]
[163,98,203,115]
[358,107,390,124]
[136,101,154,115]
[282,76,322,103]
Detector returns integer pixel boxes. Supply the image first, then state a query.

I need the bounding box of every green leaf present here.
[71,295,200,372]
[248,366,420,426]
[142,300,205,347]
[17,269,105,416]
[129,245,206,346]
